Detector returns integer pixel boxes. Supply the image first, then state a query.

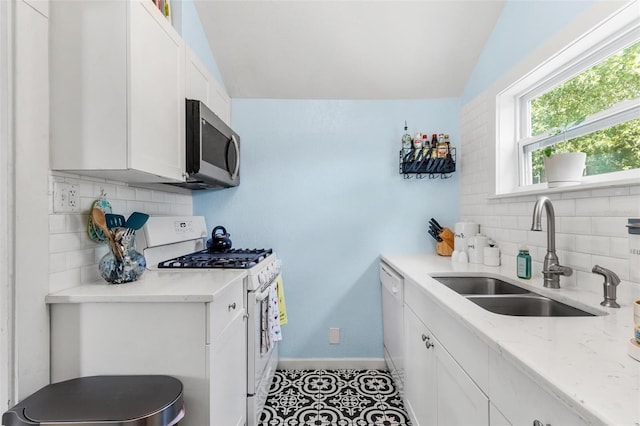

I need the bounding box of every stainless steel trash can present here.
[2,375,184,426]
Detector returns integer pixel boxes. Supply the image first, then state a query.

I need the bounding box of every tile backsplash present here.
[459,92,640,291]
[48,171,193,293]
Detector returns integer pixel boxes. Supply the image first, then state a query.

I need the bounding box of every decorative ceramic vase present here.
[543,152,586,188]
[98,234,146,284]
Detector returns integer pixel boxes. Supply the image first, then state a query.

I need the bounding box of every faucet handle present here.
[592,265,621,308]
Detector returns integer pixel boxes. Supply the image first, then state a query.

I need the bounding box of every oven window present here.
[201,120,231,170]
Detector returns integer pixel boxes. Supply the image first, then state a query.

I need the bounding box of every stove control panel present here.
[258,259,281,285]
[142,216,208,248]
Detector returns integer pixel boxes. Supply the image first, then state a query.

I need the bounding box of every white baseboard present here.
[277,358,387,371]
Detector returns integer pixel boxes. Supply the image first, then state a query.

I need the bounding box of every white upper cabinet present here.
[185,45,231,126]
[50,0,186,183]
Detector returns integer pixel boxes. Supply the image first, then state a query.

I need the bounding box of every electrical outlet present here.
[329,328,340,344]
[53,182,80,213]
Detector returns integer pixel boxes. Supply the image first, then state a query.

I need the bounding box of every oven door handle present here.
[255,285,272,303]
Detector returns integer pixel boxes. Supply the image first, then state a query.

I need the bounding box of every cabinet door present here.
[209,76,231,126]
[404,307,436,426]
[435,341,489,425]
[489,350,589,426]
[489,403,512,426]
[210,311,247,426]
[129,0,185,182]
[185,46,211,105]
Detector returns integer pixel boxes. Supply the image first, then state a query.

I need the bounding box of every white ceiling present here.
[194,1,506,99]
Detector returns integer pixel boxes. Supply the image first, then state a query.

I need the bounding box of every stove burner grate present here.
[157,248,273,269]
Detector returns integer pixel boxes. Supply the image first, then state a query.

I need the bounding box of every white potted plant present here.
[543,149,586,187]
[542,118,587,187]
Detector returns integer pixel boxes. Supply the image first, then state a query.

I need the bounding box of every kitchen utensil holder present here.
[399,148,456,179]
[98,233,146,284]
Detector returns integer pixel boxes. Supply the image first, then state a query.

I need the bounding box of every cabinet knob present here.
[421,334,434,349]
[533,420,550,426]
[228,302,237,311]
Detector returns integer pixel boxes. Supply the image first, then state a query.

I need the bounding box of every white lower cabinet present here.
[404,307,437,425]
[404,306,489,426]
[210,308,246,426]
[489,351,590,426]
[49,281,246,426]
[395,273,594,426]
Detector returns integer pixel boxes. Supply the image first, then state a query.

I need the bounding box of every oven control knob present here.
[258,273,266,285]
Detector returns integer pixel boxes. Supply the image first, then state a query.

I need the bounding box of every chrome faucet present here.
[531,196,573,288]
[592,265,621,308]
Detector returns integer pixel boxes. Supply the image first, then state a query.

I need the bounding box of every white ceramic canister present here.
[454,222,479,258]
[483,246,500,266]
[468,234,490,264]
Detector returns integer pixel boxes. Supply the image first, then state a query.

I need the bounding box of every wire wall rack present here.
[399,147,456,179]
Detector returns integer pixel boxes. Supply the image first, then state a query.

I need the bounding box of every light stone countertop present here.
[381,253,640,426]
[45,269,248,303]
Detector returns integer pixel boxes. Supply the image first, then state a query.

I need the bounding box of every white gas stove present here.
[139,216,281,426]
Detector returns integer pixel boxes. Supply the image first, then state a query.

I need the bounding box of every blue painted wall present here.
[193,100,460,358]
[188,0,600,359]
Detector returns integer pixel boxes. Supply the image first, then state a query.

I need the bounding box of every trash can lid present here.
[2,375,183,426]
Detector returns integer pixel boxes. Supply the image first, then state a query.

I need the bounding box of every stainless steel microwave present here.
[176,99,240,190]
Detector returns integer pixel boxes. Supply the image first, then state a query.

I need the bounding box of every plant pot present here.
[543,152,586,188]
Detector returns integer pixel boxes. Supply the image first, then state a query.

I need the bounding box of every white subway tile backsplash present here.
[49,214,66,234]
[127,200,146,213]
[135,188,152,201]
[508,229,527,244]
[81,264,102,285]
[610,237,629,259]
[49,252,66,273]
[67,248,96,269]
[560,250,592,272]
[575,197,609,216]
[48,172,194,288]
[591,217,628,237]
[508,202,532,216]
[555,233,576,252]
[459,97,637,286]
[562,189,592,199]
[557,216,592,234]
[50,233,84,254]
[550,199,576,216]
[116,185,136,200]
[65,214,86,233]
[49,269,81,294]
[591,186,629,197]
[152,191,167,202]
[575,234,609,256]
[610,195,640,216]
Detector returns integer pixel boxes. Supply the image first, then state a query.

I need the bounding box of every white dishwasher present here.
[380,261,404,394]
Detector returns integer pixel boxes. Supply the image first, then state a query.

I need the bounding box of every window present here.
[497,1,640,192]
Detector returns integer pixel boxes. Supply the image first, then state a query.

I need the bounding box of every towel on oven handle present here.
[268,284,282,345]
[276,276,288,325]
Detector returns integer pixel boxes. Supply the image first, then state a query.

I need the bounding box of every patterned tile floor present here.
[259,369,411,426]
